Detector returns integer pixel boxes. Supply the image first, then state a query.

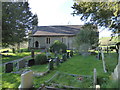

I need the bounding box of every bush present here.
[50,40,67,53]
[35,54,47,65]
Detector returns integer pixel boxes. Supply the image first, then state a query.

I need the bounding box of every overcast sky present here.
[28,0,112,38]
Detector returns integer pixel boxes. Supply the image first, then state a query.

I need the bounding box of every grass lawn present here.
[2,52,118,88]
[1,48,43,64]
[1,52,31,63]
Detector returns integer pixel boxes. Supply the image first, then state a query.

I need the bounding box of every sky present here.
[28,0,112,38]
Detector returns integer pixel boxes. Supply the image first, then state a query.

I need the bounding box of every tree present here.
[2,2,38,49]
[50,40,67,53]
[74,24,99,54]
[72,1,120,33]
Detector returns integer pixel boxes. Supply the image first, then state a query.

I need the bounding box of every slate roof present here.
[32,25,82,37]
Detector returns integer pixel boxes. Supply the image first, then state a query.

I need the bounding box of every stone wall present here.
[28,36,75,49]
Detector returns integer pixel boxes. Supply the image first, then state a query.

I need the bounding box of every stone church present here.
[28,25,82,49]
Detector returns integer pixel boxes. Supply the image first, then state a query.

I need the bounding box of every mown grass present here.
[2,52,31,63]
[33,55,105,88]
[2,52,118,88]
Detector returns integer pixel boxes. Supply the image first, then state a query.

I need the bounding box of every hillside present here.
[99,36,119,46]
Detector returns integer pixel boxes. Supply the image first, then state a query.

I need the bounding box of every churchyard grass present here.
[2,51,118,88]
[2,52,31,63]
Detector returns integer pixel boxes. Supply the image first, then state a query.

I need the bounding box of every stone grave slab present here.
[18,70,33,89]
[28,59,35,66]
[5,63,13,73]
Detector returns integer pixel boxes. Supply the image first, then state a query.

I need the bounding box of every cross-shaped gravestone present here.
[5,63,13,73]
[18,70,33,89]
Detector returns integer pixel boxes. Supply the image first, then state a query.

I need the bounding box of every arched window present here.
[35,41,39,48]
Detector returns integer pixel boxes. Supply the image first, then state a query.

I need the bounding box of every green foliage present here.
[35,54,47,65]
[50,40,67,53]
[72,2,120,32]
[74,24,98,53]
[75,24,98,46]
[2,2,38,47]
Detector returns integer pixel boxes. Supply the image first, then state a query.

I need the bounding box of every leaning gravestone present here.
[5,63,13,73]
[18,70,33,89]
[28,59,35,66]
[18,60,26,69]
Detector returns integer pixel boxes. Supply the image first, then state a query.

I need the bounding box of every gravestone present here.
[46,52,51,59]
[18,70,33,89]
[54,51,58,57]
[28,59,35,66]
[31,50,34,59]
[48,59,53,70]
[93,68,97,88]
[62,54,67,61]
[55,57,59,66]
[12,48,15,53]
[67,52,70,58]
[18,60,26,69]
[70,50,73,57]
[5,63,13,73]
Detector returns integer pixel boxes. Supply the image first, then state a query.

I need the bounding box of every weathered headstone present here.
[48,59,53,70]
[67,52,70,58]
[28,59,35,66]
[55,57,59,66]
[12,48,15,53]
[62,54,67,61]
[93,68,97,88]
[46,52,51,59]
[18,70,33,89]
[18,60,26,69]
[31,50,34,59]
[70,50,73,57]
[5,63,13,73]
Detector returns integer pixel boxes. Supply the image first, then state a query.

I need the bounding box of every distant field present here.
[99,36,119,46]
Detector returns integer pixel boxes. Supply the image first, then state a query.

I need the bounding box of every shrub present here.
[35,54,47,65]
[50,40,67,53]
